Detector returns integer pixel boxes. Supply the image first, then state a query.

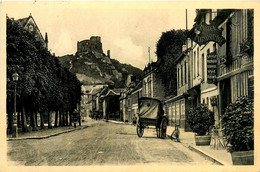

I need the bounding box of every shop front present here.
[164,93,190,131]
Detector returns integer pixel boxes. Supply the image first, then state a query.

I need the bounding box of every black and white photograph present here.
[0,1,258,171]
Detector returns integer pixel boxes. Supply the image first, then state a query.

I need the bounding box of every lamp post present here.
[12,72,18,138]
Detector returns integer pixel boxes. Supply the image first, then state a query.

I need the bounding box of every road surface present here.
[7,120,213,166]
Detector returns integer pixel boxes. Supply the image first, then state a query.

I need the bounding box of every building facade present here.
[15,14,48,49]
[164,44,191,131]
[216,9,254,125]
[188,9,254,131]
[142,62,165,100]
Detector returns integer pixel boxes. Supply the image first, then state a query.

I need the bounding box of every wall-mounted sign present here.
[194,22,226,46]
[207,53,217,84]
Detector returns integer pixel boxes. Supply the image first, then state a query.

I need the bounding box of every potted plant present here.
[222,96,254,165]
[187,104,215,146]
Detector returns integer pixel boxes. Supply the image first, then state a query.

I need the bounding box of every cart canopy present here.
[138,97,164,119]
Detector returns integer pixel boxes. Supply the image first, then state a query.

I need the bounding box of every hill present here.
[58,52,142,88]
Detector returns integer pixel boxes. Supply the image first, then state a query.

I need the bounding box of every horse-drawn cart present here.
[136,97,168,139]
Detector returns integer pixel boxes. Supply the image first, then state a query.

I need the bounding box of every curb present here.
[166,133,225,166]
[7,126,88,141]
[107,120,132,125]
[188,145,225,165]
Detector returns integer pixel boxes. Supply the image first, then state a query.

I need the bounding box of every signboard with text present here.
[207,53,218,84]
[194,22,226,46]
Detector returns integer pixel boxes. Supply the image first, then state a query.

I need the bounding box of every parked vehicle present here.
[136,97,168,139]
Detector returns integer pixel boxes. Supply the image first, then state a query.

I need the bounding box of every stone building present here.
[189,9,254,128]
[142,62,165,101]
[77,36,103,54]
[119,75,139,123]
[15,14,48,49]
[164,45,192,131]
[189,9,220,127]
[216,9,254,121]
[130,81,142,123]
[102,88,124,120]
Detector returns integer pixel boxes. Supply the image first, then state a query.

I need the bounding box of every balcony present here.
[217,55,253,80]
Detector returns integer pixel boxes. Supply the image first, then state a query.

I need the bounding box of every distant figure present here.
[171,125,180,142]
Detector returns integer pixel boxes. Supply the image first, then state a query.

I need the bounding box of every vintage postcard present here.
[1,1,259,172]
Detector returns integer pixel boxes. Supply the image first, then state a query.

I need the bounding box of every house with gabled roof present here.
[14,13,48,49]
[102,88,124,120]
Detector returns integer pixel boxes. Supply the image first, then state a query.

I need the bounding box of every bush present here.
[222,97,254,152]
[187,104,215,136]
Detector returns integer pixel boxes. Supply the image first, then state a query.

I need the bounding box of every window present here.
[194,51,196,78]
[185,61,187,84]
[202,53,205,81]
[143,81,146,97]
[181,65,183,86]
[197,47,200,76]
[177,68,180,88]
[206,49,210,83]
[148,77,152,97]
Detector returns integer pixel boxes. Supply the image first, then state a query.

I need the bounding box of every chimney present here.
[45,32,48,49]
[107,50,110,58]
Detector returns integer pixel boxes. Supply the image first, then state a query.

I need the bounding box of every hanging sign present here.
[207,53,217,84]
[194,22,226,46]
[210,96,218,106]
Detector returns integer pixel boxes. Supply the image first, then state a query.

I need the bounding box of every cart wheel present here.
[156,126,160,138]
[160,118,167,139]
[137,122,144,137]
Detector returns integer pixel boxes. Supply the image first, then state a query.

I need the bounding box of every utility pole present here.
[186,9,188,30]
[148,47,151,64]
[186,9,188,50]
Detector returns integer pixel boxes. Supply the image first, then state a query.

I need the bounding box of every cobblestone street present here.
[7,120,213,166]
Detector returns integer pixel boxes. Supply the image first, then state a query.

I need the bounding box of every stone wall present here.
[77,36,103,54]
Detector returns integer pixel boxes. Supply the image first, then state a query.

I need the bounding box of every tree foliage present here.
[222,97,254,152]
[187,104,215,136]
[155,29,189,96]
[6,17,81,131]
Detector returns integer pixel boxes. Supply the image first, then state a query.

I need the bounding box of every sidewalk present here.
[7,118,99,141]
[166,126,232,165]
[108,120,232,166]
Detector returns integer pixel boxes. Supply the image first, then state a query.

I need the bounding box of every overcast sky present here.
[4,1,196,69]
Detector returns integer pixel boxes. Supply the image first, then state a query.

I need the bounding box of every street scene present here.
[3,1,255,169]
[7,118,213,166]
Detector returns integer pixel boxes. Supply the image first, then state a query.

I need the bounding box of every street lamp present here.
[12,72,18,138]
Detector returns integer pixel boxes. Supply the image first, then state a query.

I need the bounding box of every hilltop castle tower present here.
[77,36,103,54]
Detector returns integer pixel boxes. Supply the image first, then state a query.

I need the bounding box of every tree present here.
[6,17,81,133]
[155,29,189,96]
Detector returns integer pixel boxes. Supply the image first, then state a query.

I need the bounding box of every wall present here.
[177,54,189,96]
[191,43,204,87]
[217,10,253,103]
[164,96,190,131]
[77,36,103,54]
[153,73,165,101]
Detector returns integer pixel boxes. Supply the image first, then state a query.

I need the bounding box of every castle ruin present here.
[77,36,103,54]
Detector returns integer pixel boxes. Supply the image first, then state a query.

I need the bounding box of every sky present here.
[3,1,197,69]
